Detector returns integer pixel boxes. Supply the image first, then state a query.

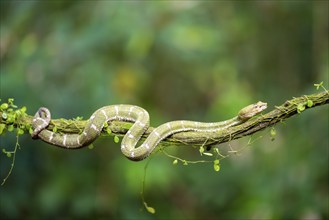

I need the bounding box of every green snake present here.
[31,102,267,161]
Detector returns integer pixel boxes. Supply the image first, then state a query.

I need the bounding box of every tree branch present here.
[0,91,328,148]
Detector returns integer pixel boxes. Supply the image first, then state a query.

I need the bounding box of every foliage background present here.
[0,1,328,219]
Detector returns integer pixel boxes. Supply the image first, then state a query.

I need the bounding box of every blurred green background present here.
[0,1,328,219]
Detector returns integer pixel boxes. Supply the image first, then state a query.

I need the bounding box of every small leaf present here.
[214,164,220,172]
[213,159,221,171]
[183,160,188,165]
[199,146,204,155]
[307,100,313,107]
[74,116,83,121]
[29,127,34,134]
[15,110,22,116]
[144,202,156,214]
[203,152,213,156]
[173,159,178,165]
[106,127,112,135]
[0,124,5,134]
[8,98,14,105]
[297,103,305,113]
[146,206,155,214]
[53,126,58,133]
[7,125,14,132]
[1,103,8,110]
[6,152,12,158]
[314,81,323,90]
[20,106,27,113]
[88,144,94,149]
[17,128,24,135]
[6,114,15,123]
[270,127,276,141]
[114,136,120,143]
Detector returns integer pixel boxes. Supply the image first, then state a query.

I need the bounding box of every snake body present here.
[32,102,267,161]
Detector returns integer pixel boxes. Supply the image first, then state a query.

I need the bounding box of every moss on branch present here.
[0,91,328,148]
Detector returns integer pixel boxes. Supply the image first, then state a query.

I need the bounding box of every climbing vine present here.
[0,83,328,213]
[0,98,31,185]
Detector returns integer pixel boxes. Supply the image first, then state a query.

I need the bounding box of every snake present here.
[31,102,267,161]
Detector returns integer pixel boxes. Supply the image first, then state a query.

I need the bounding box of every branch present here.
[165,91,329,146]
[0,91,328,148]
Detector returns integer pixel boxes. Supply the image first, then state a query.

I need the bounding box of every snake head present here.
[238,101,267,120]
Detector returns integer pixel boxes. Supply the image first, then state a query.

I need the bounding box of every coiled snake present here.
[32,102,267,161]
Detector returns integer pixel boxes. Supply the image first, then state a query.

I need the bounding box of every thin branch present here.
[0,91,328,148]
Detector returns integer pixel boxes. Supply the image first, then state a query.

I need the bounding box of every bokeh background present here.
[0,1,328,219]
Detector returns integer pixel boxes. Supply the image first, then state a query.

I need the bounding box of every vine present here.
[0,83,328,213]
[0,98,29,185]
[1,134,20,186]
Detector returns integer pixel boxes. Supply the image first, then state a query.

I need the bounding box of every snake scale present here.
[31,102,267,161]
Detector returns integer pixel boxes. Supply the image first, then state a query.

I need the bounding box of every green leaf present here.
[144,202,156,214]
[214,160,220,171]
[0,124,5,134]
[17,128,24,135]
[8,98,14,105]
[114,135,120,143]
[7,125,14,132]
[270,127,276,141]
[1,103,8,110]
[20,106,27,113]
[6,114,15,123]
[6,152,12,158]
[314,81,323,90]
[53,126,58,133]
[15,110,21,116]
[173,159,178,165]
[74,116,83,121]
[199,146,204,155]
[307,100,313,107]
[146,206,155,214]
[88,144,94,149]
[214,164,220,172]
[29,127,34,134]
[183,160,188,165]
[297,103,305,113]
[106,127,112,135]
